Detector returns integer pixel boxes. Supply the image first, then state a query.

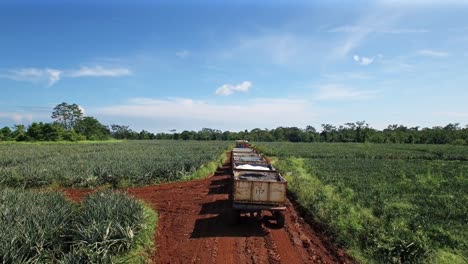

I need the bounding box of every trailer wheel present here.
[255,210,262,221]
[274,211,285,228]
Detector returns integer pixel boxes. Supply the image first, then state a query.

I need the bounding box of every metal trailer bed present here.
[230,146,287,227]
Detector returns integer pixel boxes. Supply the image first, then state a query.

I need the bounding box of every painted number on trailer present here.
[255,185,265,200]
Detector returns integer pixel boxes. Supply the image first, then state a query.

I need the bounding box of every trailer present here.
[230,145,287,227]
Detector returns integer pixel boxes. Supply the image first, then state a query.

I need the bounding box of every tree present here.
[74,117,110,140]
[0,126,12,141]
[180,130,194,140]
[284,127,304,142]
[221,131,232,141]
[272,127,286,141]
[51,102,83,130]
[321,124,336,142]
[12,125,27,141]
[305,125,316,133]
[27,122,64,141]
[110,124,135,139]
[198,128,221,140]
[355,121,370,143]
[138,130,154,140]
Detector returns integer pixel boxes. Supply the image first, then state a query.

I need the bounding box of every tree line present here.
[155,124,468,145]
[0,103,467,145]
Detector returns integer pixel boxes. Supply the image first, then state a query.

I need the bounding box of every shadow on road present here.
[190,212,269,238]
[208,184,228,195]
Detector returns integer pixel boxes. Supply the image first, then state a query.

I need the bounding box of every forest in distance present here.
[1,103,468,145]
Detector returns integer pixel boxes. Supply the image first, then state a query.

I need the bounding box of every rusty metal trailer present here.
[230,145,287,227]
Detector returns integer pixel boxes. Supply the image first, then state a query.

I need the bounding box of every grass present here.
[255,142,468,264]
[183,148,230,181]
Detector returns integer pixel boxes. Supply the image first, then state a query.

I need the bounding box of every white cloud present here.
[2,68,63,86]
[361,57,374,65]
[95,97,315,131]
[175,50,190,58]
[353,54,375,65]
[68,66,132,77]
[78,105,86,115]
[316,85,377,100]
[0,65,132,86]
[46,69,62,86]
[215,81,252,96]
[417,49,449,57]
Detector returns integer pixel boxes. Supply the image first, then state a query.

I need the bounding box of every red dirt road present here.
[65,155,353,264]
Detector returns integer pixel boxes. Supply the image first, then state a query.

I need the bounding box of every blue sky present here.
[1,0,468,132]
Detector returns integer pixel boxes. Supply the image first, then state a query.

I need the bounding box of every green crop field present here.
[0,140,230,188]
[0,140,230,263]
[255,142,468,264]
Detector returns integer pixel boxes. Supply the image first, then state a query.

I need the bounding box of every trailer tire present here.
[274,211,285,228]
[255,210,263,221]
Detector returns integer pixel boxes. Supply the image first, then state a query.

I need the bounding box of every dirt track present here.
[65,154,353,264]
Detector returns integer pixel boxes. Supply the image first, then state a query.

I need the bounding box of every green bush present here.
[0,189,156,263]
[450,139,467,145]
[71,191,146,259]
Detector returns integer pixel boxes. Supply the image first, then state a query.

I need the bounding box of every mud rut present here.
[65,153,353,264]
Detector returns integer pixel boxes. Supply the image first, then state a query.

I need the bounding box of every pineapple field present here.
[1,140,467,263]
[255,142,468,263]
[0,140,230,188]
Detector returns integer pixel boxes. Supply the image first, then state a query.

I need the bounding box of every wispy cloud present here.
[331,10,397,57]
[329,25,428,34]
[175,50,190,58]
[417,49,449,57]
[379,56,414,73]
[316,85,377,100]
[67,66,131,77]
[353,54,375,65]
[215,81,252,96]
[0,68,63,86]
[0,65,132,86]
[220,33,304,65]
[330,5,428,57]
[96,97,315,131]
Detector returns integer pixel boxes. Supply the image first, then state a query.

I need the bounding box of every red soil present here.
[64,154,354,264]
